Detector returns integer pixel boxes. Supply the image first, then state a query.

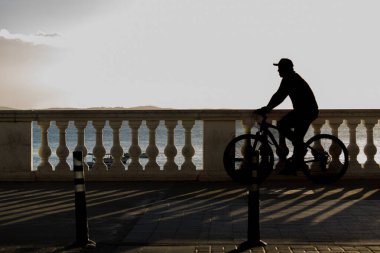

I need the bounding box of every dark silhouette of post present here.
[246,151,266,247]
[73,151,96,248]
[228,151,266,253]
[248,184,263,245]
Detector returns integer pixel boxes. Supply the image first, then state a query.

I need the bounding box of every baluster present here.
[164,120,178,172]
[37,120,53,173]
[346,119,361,170]
[328,119,343,169]
[128,120,143,172]
[363,119,379,169]
[181,120,196,172]
[242,117,253,134]
[74,120,88,172]
[145,120,160,172]
[110,120,125,173]
[311,119,325,136]
[329,119,343,137]
[55,120,70,172]
[91,120,107,172]
[241,118,254,161]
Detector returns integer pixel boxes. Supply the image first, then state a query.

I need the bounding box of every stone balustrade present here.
[0,109,380,181]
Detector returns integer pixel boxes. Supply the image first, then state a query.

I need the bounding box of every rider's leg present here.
[292,118,313,168]
[292,110,319,168]
[277,111,319,175]
[276,111,296,159]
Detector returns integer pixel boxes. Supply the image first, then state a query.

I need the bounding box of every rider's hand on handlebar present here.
[255,106,270,116]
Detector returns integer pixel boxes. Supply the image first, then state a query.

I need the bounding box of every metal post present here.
[73,151,96,248]
[247,183,266,247]
[231,156,267,252]
[224,141,269,252]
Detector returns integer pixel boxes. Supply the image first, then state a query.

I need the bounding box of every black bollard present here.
[247,183,266,247]
[73,151,96,248]
[246,151,267,246]
[230,152,266,252]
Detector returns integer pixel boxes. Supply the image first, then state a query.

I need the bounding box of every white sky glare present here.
[0,0,379,109]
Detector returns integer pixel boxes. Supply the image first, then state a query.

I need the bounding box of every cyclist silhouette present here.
[257,58,319,175]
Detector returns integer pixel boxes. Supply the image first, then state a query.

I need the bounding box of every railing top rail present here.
[0,109,380,122]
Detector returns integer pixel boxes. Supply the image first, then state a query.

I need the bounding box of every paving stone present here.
[348,247,372,252]
[123,232,152,244]
[291,246,318,250]
[138,246,169,253]
[220,245,238,252]
[131,224,158,233]
[195,245,211,253]
[328,246,345,252]
[166,246,196,253]
[114,246,143,253]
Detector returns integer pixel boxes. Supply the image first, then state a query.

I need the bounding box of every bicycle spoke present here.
[223,134,274,185]
[303,134,348,184]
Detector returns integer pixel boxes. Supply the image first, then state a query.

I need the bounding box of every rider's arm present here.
[266,80,288,111]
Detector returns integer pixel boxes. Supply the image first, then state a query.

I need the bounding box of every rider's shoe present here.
[276,160,296,176]
[275,158,287,171]
[276,158,307,176]
[277,167,297,176]
[289,158,309,172]
[276,146,289,160]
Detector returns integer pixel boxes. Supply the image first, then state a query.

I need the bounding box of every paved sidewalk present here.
[0,180,380,252]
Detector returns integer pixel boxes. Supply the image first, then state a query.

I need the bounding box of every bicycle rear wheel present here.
[223,134,274,185]
[303,134,349,184]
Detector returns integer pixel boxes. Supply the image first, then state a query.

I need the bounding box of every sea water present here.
[32,121,203,170]
[32,120,380,170]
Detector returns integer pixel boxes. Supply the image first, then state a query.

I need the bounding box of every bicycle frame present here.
[253,114,320,164]
[253,116,283,151]
[223,113,349,184]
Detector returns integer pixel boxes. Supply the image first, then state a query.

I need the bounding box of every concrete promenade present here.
[1,180,380,252]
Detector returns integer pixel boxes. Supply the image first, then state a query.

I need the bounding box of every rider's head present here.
[273,58,294,78]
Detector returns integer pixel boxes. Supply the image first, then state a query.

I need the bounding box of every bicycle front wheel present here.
[303,134,349,184]
[223,134,274,185]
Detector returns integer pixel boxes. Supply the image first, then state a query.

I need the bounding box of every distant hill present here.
[0,105,172,110]
[44,107,79,110]
[86,106,171,110]
[0,106,18,110]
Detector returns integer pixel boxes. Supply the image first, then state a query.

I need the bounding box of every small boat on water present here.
[87,152,147,168]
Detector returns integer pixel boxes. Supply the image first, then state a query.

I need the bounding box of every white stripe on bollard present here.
[75,185,85,192]
[75,171,84,179]
[74,159,83,166]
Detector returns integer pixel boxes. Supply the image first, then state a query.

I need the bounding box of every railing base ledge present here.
[35,171,73,181]
[0,172,36,181]
[198,171,230,181]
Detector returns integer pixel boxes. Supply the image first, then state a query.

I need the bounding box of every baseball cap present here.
[273,58,294,68]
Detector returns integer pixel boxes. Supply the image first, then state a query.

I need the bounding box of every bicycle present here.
[223,111,349,185]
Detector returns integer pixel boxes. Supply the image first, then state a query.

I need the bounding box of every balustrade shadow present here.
[0,181,379,249]
[120,181,380,245]
[0,182,165,247]
[258,180,380,243]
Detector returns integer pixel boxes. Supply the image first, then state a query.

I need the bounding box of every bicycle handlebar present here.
[253,109,268,122]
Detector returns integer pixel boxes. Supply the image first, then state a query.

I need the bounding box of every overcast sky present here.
[0,0,379,109]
